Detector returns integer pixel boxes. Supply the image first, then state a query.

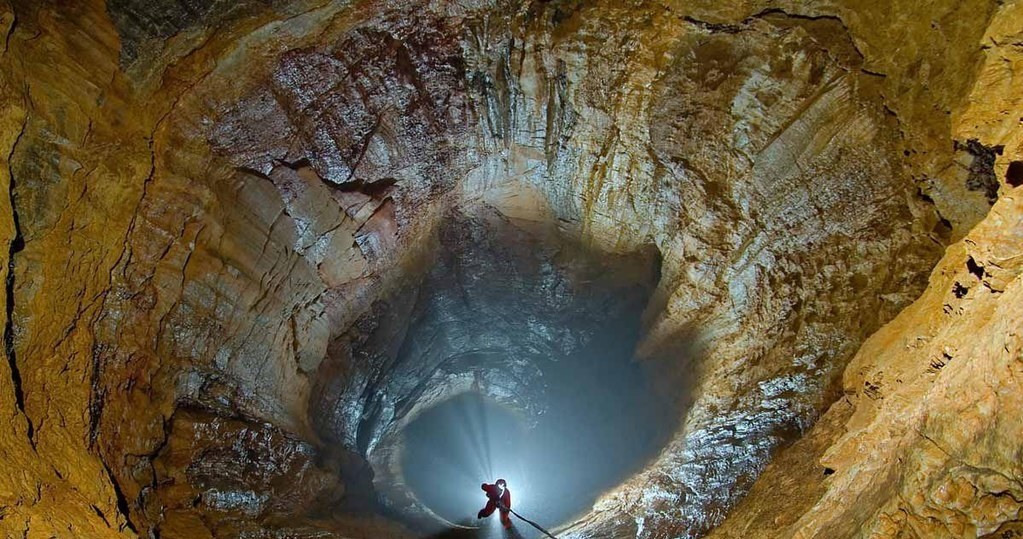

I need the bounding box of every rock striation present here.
[0,0,1019,538]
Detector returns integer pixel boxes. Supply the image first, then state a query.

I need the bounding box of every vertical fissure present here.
[101,460,139,533]
[5,115,31,444]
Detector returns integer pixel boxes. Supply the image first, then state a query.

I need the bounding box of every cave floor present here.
[426,519,541,539]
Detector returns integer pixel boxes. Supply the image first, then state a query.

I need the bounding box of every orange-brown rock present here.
[0,0,1019,538]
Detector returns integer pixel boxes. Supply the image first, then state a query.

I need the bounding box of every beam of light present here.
[473,393,494,481]
[399,314,675,538]
[452,391,489,480]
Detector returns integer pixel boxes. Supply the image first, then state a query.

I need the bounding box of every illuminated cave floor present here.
[402,387,669,539]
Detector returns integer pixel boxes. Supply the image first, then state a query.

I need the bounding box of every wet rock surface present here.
[319,207,670,532]
[150,408,348,537]
[0,0,1020,538]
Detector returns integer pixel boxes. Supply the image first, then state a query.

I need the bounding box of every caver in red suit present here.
[477,478,512,528]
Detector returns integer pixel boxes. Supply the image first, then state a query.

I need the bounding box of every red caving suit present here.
[478,482,512,528]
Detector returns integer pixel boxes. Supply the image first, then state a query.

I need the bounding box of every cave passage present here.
[360,209,678,536]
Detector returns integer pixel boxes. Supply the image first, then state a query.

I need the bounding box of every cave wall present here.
[707,175,1023,539]
[707,3,1023,536]
[0,0,1018,538]
[0,2,155,536]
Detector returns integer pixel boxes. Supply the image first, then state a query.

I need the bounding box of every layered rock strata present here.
[0,0,1019,538]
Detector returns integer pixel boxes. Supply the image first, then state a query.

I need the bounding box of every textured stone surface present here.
[325,206,666,531]
[150,408,346,536]
[706,3,1023,534]
[0,0,1018,538]
[707,185,1023,539]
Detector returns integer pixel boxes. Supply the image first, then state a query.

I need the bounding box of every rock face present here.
[0,0,1019,538]
[706,170,1023,539]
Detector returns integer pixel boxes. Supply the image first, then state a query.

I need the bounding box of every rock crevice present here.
[0,0,1020,538]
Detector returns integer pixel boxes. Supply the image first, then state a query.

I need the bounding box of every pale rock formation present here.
[0,0,1018,538]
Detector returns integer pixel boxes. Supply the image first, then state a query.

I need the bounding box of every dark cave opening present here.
[400,305,672,535]
[311,206,678,535]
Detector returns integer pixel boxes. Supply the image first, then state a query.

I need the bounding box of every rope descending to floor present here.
[497,501,558,539]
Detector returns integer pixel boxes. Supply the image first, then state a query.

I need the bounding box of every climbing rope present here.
[496,500,558,539]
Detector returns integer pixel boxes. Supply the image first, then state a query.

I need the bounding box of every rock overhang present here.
[2,0,1020,537]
